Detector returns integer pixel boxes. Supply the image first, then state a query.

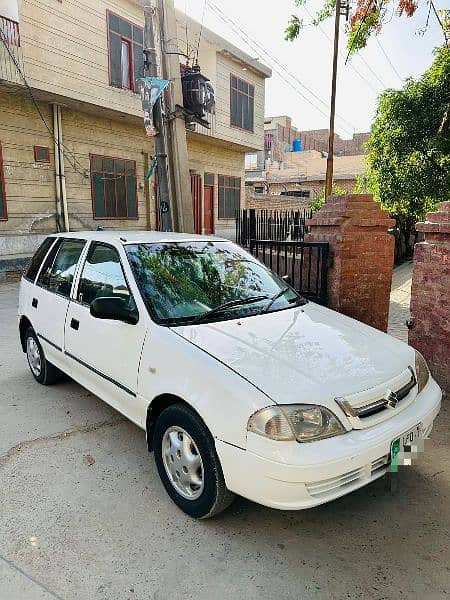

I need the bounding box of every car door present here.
[64,241,147,426]
[30,237,87,372]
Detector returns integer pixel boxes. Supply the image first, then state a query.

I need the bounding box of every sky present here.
[174,0,445,138]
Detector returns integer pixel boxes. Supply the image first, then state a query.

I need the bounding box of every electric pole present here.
[325,0,348,199]
[143,1,194,233]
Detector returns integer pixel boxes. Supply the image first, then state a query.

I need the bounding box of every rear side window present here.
[24,237,55,282]
[77,243,132,306]
[37,239,86,298]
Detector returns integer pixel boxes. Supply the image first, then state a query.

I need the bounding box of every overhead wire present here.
[206,0,358,136]
[195,0,207,63]
[375,37,403,84]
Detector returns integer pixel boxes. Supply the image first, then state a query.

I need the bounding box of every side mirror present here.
[90,296,139,325]
[281,274,292,286]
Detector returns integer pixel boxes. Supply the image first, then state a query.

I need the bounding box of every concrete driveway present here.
[1,282,449,600]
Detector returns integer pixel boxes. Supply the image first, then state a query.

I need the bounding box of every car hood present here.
[172,303,414,408]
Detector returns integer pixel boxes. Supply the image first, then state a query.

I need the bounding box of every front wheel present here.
[153,403,235,518]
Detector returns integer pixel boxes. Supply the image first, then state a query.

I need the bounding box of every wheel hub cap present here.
[161,426,204,500]
[27,337,42,376]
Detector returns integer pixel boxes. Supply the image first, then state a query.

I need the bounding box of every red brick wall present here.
[409,202,450,391]
[305,194,395,331]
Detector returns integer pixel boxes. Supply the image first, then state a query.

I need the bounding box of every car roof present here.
[49,230,230,245]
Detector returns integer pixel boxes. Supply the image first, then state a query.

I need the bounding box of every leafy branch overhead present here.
[285,0,450,54]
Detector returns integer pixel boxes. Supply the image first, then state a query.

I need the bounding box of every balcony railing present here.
[0,15,20,46]
[0,15,23,84]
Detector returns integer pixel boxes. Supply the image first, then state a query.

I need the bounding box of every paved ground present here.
[387,261,413,343]
[1,279,449,600]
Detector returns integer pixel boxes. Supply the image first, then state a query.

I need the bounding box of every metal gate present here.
[249,239,329,306]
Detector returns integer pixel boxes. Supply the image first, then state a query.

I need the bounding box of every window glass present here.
[25,237,55,282]
[107,11,143,92]
[230,75,254,131]
[121,40,131,89]
[126,241,300,325]
[38,239,85,297]
[77,244,132,307]
[218,175,241,219]
[90,155,137,219]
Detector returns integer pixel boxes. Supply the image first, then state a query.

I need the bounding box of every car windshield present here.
[125,241,303,325]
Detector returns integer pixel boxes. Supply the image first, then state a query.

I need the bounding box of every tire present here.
[153,403,235,518]
[25,326,60,385]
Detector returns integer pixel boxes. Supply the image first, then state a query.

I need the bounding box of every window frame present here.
[24,236,57,283]
[36,238,87,300]
[106,10,143,93]
[230,74,255,133]
[0,142,7,221]
[90,153,138,220]
[218,174,241,220]
[75,241,136,311]
[34,145,51,164]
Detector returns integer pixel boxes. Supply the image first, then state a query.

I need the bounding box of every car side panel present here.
[137,324,274,449]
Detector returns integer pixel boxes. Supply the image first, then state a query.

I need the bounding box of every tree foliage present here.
[285,0,450,55]
[309,184,347,212]
[366,46,450,221]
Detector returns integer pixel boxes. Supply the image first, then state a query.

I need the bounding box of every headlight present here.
[415,350,430,393]
[247,404,345,443]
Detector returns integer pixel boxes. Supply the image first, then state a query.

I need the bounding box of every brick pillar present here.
[305,194,395,331]
[409,202,450,391]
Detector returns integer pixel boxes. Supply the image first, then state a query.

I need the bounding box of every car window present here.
[77,243,132,307]
[24,237,55,282]
[37,239,86,298]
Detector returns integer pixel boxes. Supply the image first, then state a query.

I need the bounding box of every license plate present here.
[390,423,423,472]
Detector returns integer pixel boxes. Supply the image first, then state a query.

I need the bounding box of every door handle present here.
[32,298,38,308]
[70,318,80,331]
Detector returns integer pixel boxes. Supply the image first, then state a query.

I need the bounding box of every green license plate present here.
[390,423,423,472]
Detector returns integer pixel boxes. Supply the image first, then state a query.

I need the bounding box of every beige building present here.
[0,0,270,261]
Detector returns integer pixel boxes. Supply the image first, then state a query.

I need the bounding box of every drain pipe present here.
[52,103,63,231]
[52,103,69,231]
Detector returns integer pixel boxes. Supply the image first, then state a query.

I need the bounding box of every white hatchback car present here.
[19,231,442,518]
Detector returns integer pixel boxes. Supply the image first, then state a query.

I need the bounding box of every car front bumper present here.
[216,377,442,510]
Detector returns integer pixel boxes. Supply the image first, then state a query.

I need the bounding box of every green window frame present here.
[230,74,254,132]
[218,175,241,219]
[90,154,138,219]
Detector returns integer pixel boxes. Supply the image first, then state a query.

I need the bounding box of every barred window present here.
[230,75,254,132]
[90,154,138,219]
[218,175,241,219]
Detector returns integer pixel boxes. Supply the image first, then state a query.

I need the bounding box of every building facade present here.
[0,0,270,260]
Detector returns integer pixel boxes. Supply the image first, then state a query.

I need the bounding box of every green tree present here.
[285,0,450,55]
[365,46,450,258]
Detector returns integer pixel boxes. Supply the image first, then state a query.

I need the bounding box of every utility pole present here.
[143,1,194,233]
[143,4,172,231]
[325,0,348,199]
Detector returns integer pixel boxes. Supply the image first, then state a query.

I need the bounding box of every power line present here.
[206,0,357,135]
[195,0,207,62]
[303,5,383,94]
[375,37,403,84]
[0,29,86,176]
[430,0,449,46]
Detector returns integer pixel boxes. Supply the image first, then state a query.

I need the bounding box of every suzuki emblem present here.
[386,390,399,409]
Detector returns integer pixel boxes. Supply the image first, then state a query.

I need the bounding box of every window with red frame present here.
[0,142,7,220]
[107,11,143,91]
[90,155,138,219]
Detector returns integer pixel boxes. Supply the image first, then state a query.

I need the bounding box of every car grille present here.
[335,368,417,429]
[306,455,390,500]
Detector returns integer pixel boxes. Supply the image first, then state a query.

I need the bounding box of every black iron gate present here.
[236,208,312,247]
[249,239,329,306]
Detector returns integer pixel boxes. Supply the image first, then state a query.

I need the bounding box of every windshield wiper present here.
[262,287,305,314]
[191,295,269,324]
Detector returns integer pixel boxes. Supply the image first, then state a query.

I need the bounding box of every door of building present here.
[203,185,214,234]
[190,173,202,234]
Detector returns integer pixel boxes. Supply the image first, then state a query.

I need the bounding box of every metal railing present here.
[236,208,312,247]
[0,16,23,84]
[249,239,329,306]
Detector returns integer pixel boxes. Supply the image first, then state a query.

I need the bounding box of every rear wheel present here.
[25,327,60,385]
[153,403,235,518]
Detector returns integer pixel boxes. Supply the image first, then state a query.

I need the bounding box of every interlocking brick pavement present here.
[387,261,413,342]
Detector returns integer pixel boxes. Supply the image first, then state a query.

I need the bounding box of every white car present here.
[18,231,442,518]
